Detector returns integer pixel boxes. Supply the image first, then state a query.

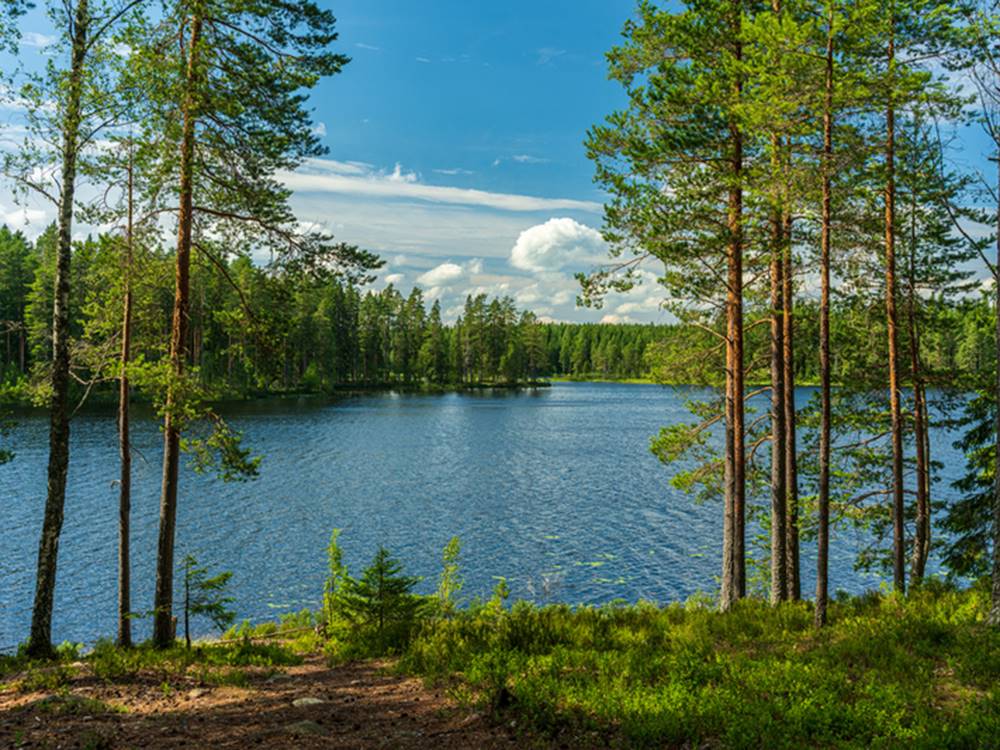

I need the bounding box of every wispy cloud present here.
[537,47,566,65]
[355,42,381,51]
[22,31,54,48]
[433,167,474,176]
[281,158,602,213]
[415,56,431,64]
[512,154,548,164]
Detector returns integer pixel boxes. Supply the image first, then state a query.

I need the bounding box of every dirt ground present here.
[0,656,533,749]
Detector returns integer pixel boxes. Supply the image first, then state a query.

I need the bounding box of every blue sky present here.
[286,0,655,322]
[1,1,995,322]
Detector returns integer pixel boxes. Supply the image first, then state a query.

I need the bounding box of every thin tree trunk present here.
[117,141,135,648]
[26,0,89,659]
[885,10,906,595]
[723,35,746,607]
[816,3,834,629]
[991,154,1000,626]
[907,132,929,583]
[767,0,787,607]
[770,157,787,606]
[153,15,202,649]
[782,211,800,601]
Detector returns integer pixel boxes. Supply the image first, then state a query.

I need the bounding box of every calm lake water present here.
[0,382,967,649]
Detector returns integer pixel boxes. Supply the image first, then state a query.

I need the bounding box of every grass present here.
[3,583,997,748]
[1,635,304,693]
[399,581,1000,748]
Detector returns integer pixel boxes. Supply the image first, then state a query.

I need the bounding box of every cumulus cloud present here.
[384,273,405,285]
[509,218,607,273]
[418,262,465,286]
[600,314,636,324]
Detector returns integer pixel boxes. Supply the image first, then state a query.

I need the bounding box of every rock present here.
[292,697,325,708]
[285,720,327,736]
[187,689,208,699]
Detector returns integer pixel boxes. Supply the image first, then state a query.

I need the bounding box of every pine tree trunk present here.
[991,154,1000,627]
[154,15,202,649]
[117,143,135,649]
[722,9,746,608]
[816,6,834,629]
[26,0,89,659]
[908,148,929,583]
[770,174,787,606]
[782,213,800,601]
[885,13,906,595]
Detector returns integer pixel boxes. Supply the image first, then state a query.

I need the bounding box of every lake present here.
[0,382,967,650]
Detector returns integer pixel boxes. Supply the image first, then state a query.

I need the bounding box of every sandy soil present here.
[0,656,534,749]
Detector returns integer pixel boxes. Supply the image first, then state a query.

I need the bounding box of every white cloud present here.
[384,273,405,285]
[509,217,607,272]
[355,43,381,51]
[434,167,474,176]
[415,57,431,64]
[311,122,327,137]
[418,262,464,286]
[600,314,636,324]
[537,47,566,65]
[512,154,548,164]
[387,163,418,183]
[22,31,54,48]
[281,158,601,213]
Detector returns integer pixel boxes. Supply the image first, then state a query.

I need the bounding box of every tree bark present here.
[991,153,1000,627]
[722,19,746,608]
[117,142,135,648]
[770,159,787,606]
[782,212,800,601]
[907,129,929,583]
[153,14,202,649]
[816,4,834,628]
[26,0,89,659]
[767,0,787,607]
[885,10,906,595]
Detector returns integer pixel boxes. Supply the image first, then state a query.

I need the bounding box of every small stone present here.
[187,689,208,699]
[292,697,325,708]
[285,720,327,736]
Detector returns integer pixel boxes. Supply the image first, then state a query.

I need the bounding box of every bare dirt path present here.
[0,656,529,749]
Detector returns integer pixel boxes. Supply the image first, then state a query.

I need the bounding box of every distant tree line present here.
[3,223,997,400]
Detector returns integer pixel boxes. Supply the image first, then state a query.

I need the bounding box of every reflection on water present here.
[0,382,965,648]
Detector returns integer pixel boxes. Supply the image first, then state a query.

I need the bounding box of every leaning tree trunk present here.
[816,4,834,629]
[885,13,906,595]
[117,143,135,648]
[153,15,202,649]
[26,0,89,659]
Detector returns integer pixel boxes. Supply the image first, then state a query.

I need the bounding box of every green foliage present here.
[335,546,424,656]
[321,529,349,632]
[181,555,236,648]
[402,586,1000,748]
[435,536,464,618]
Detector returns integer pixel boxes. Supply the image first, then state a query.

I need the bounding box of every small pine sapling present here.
[182,555,236,649]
